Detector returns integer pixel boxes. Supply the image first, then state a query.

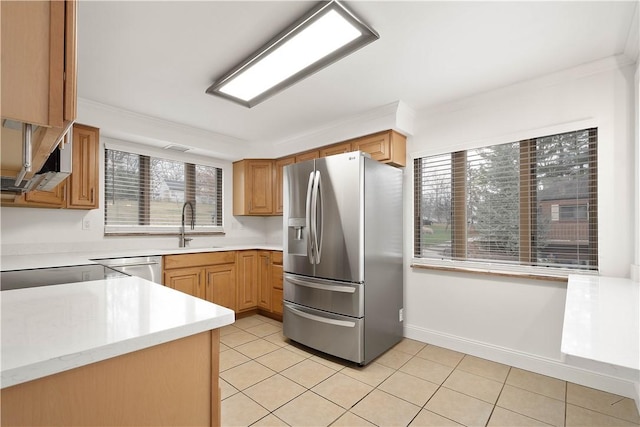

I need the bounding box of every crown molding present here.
[419,55,636,119]
[262,100,415,158]
[623,1,639,63]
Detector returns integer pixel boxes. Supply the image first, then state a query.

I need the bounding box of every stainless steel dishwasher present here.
[93,256,163,284]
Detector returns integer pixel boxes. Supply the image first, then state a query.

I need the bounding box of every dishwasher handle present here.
[102,261,161,268]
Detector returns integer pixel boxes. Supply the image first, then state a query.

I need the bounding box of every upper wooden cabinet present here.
[274,156,295,215]
[1,124,99,210]
[295,150,320,163]
[350,130,406,167]
[233,130,406,216]
[67,125,99,209]
[0,0,77,180]
[320,142,352,158]
[233,159,274,215]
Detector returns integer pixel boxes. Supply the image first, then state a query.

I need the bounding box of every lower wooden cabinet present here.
[205,264,236,312]
[163,250,283,317]
[257,251,272,311]
[164,267,203,299]
[1,330,220,427]
[164,252,237,310]
[271,252,283,316]
[236,251,258,312]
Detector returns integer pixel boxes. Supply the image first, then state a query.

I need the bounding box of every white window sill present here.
[410,258,598,282]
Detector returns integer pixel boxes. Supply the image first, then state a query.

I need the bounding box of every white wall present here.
[405,57,638,399]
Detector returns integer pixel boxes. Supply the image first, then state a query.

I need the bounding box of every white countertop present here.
[1,244,283,271]
[1,276,235,388]
[561,275,639,371]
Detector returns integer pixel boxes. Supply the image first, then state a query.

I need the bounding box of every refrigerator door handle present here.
[285,275,356,293]
[287,304,356,328]
[305,171,315,264]
[312,170,323,264]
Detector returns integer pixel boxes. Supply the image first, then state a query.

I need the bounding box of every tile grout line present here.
[484,366,511,427]
[223,317,640,427]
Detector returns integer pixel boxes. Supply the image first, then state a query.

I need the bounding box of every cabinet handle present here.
[90,188,94,203]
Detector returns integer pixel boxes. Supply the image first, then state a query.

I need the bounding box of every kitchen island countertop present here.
[1,276,234,388]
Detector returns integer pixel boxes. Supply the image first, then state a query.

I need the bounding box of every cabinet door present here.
[320,142,351,158]
[271,252,283,315]
[257,251,272,311]
[67,124,99,209]
[23,182,67,207]
[272,289,283,315]
[236,251,258,311]
[351,130,406,167]
[248,160,273,214]
[2,1,61,126]
[205,263,236,312]
[295,150,319,163]
[274,156,295,215]
[233,160,274,215]
[164,267,203,299]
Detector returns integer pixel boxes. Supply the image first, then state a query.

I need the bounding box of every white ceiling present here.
[77,1,638,149]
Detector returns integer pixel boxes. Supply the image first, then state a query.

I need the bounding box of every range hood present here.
[0,120,72,194]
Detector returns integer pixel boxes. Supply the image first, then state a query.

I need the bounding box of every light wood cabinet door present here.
[257,251,272,311]
[164,267,203,299]
[1,170,68,209]
[236,251,258,311]
[233,159,274,215]
[272,289,283,316]
[350,130,406,167]
[24,183,67,207]
[67,124,99,209]
[274,156,295,215]
[205,264,237,312]
[271,252,283,315]
[1,0,76,127]
[0,1,77,182]
[295,150,319,163]
[320,142,351,158]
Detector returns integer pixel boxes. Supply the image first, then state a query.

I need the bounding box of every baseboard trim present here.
[404,323,639,402]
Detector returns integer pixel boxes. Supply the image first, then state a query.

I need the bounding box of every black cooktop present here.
[0,264,129,291]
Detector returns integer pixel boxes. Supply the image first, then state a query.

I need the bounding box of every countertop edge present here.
[0,278,235,388]
[1,245,283,271]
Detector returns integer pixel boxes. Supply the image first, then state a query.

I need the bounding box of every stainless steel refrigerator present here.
[283,151,403,365]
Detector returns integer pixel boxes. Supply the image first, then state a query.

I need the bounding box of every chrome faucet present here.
[180,201,195,247]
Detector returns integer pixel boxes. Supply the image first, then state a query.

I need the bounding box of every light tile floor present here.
[220,314,640,427]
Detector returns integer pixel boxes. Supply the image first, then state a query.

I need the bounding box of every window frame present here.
[412,127,598,279]
[103,143,225,236]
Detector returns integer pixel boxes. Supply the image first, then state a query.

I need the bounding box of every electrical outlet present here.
[399,308,404,322]
[82,218,91,230]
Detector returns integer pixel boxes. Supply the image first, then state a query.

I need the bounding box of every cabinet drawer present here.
[164,251,236,270]
[272,288,283,315]
[272,264,283,290]
[272,251,283,265]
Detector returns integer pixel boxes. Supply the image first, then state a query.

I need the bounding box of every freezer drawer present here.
[283,274,363,317]
[283,302,364,364]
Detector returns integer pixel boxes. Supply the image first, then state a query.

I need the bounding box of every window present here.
[414,128,597,272]
[104,149,223,234]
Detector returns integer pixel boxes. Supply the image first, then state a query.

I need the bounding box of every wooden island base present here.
[1,329,220,427]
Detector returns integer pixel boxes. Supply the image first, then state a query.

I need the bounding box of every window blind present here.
[414,128,597,271]
[105,149,223,233]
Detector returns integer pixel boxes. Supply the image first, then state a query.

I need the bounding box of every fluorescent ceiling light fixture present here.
[206,1,379,108]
